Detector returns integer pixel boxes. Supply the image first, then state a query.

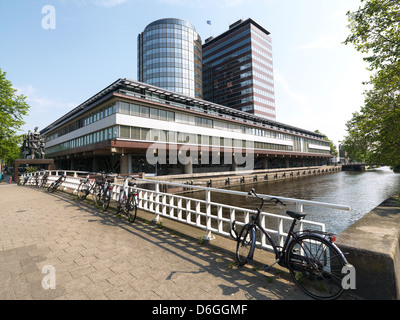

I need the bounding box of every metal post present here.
[153,183,160,223]
[204,190,215,241]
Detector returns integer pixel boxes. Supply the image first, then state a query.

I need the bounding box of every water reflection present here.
[188,167,400,234]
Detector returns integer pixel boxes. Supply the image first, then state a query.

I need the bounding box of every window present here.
[140,106,150,117]
[120,126,130,139]
[120,102,130,115]
[150,108,159,119]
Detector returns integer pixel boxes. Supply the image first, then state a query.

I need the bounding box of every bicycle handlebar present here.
[247,188,286,208]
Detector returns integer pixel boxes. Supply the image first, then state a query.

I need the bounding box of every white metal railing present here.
[18,171,351,252]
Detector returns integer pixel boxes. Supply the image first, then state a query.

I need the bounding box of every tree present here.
[314,130,338,157]
[342,0,400,170]
[0,68,30,165]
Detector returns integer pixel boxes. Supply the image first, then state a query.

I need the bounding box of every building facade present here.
[138,18,203,99]
[202,18,276,120]
[40,78,331,175]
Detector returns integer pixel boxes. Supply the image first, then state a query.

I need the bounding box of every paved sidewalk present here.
[0,183,308,300]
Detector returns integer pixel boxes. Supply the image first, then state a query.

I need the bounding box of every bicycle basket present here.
[128,181,135,187]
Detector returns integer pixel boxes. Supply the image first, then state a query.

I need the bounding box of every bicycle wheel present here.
[236,224,255,266]
[286,235,346,300]
[77,182,89,200]
[48,181,58,193]
[93,183,103,205]
[125,193,137,223]
[102,188,111,211]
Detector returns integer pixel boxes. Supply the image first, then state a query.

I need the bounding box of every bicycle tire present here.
[286,234,346,300]
[77,182,89,200]
[93,183,103,205]
[39,177,47,188]
[235,224,255,266]
[48,181,58,193]
[125,193,137,223]
[102,188,111,211]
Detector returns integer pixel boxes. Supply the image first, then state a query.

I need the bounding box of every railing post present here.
[153,183,161,223]
[204,190,215,241]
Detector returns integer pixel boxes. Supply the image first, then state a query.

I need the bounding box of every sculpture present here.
[21,127,46,159]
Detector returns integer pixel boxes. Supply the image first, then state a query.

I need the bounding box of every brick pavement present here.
[0,183,308,300]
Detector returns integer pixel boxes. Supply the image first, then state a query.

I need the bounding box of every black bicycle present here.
[92,173,115,211]
[231,188,349,300]
[47,172,67,193]
[38,171,49,188]
[116,175,138,223]
[77,172,97,201]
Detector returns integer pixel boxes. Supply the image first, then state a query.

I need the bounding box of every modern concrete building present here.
[40,78,331,175]
[138,18,203,99]
[202,18,276,120]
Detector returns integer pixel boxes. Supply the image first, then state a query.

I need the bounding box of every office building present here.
[138,18,203,99]
[202,18,276,120]
[40,78,331,175]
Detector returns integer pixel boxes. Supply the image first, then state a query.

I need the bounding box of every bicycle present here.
[230,188,349,300]
[116,175,138,223]
[92,173,115,211]
[47,172,67,193]
[38,171,49,188]
[77,173,97,200]
[18,174,30,186]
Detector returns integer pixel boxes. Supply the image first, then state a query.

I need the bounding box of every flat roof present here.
[203,18,271,48]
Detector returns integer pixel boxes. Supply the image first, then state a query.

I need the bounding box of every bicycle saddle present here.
[286,210,307,220]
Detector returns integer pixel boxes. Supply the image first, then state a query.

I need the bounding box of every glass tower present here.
[138,18,203,98]
[202,19,276,120]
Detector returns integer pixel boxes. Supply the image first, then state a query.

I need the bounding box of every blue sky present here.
[0,0,369,146]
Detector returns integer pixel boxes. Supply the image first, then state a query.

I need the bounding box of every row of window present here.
[45,103,117,143]
[251,32,273,56]
[203,38,251,65]
[203,29,251,58]
[46,95,328,153]
[119,126,294,152]
[46,126,118,155]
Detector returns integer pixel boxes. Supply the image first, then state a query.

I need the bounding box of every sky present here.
[0,0,370,146]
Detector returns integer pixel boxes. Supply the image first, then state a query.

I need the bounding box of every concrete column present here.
[231,156,237,171]
[120,154,129,174]
[128,154,132,174]
[285,158,289,168]
[92,157,99,172]
[184,158,193,174]
[69,158,76,171]
[262,157,268,169]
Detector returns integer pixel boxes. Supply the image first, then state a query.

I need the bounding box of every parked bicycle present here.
[18,173,30,186]
[39,171,49,188]
[77,172,97,201]
[230,188,350,300]
[116,175,138,223]
[92,173,116,211]
[47,172,67,193]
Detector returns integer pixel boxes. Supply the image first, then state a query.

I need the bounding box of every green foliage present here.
[0,68,30,165]
[341,0,400,169]
[314,130,338,156]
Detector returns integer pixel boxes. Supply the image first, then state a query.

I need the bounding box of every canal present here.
[188,167,400,235]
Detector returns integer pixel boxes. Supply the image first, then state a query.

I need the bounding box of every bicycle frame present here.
[248,210,300,268]
[118,176,137,205]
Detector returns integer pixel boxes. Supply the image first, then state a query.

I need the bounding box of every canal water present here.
[191,167,400,235]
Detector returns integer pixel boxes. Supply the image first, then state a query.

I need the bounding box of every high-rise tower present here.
[202,18,275,120]
[138,18,203,98]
